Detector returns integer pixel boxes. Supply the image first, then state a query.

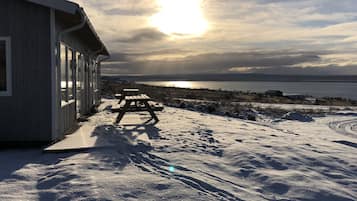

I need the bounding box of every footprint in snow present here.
[154,183,171,190]
[264,182,290,195]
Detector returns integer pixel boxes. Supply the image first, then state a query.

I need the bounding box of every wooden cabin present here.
[0,0,109,144]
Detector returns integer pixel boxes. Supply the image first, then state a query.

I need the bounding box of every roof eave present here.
[26,0,79,14]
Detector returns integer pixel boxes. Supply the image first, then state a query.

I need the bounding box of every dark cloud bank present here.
[115,28,167,43]
[102,50,357,75]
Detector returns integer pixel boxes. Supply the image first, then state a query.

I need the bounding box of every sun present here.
[150,0,208,36]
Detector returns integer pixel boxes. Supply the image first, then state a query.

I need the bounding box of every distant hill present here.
[102,73,357,83]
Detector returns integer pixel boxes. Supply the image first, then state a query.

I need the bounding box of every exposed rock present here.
[282,112,314,122]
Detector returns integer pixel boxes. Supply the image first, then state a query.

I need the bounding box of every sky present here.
[73,0,357,75]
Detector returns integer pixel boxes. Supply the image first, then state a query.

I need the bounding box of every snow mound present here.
[282,112,314,122]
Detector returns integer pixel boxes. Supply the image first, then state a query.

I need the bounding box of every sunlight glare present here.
[167,81,193,89]
[150,0,208,36]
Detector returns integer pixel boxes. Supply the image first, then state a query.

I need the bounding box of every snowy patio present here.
[1,99,356,201]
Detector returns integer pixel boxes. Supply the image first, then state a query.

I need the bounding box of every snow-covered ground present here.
[1,99,356,201]
[239,102,357,112]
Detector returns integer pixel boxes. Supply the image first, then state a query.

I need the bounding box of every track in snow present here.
[329,118,357,139]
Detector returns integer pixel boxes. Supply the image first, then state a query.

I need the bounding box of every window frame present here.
[60,43,68,105]
[60,42,77,106]
[0,37,12,96]
[67,47,74,101]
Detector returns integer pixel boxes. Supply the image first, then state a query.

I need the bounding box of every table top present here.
[125,94,150,101]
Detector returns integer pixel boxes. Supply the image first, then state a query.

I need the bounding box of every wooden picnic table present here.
[116,88,140,104]
[115,94,159,124]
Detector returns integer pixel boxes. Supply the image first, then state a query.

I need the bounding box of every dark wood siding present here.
[60,102,76,135]
[0,0,52,142]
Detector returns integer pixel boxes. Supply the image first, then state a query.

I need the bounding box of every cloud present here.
[115,28,168,43]
[242,65,357,75]
[104,7,155,16]
[313,0,357,14]
[107,48,191,62]
[102,50,324,75]
[75,0,157,16]
[106,53,130,62]
[71,0,357,75]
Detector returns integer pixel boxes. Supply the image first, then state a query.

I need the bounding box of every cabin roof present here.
[26,0,78,14]
[26,0,109,56]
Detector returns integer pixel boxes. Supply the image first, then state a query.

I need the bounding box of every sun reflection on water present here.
[166,81,193,89]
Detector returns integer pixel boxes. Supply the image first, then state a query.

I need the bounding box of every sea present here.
[138,81,357,100]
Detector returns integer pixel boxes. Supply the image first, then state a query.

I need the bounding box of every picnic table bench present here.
[114,94,159,124]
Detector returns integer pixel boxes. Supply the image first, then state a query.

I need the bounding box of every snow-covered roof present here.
[25,0,109,56]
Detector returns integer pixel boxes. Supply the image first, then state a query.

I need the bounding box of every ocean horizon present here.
[138,81,357,101]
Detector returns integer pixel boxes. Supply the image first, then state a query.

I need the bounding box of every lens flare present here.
[169,166,175,173]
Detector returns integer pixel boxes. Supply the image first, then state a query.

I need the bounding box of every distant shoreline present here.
[102,74,357,83]
[101,77,357,106]
[101,79,357,122]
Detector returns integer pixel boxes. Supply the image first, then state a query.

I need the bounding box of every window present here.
[93,61,98,90]
[0,37,11,96]
[60,43,75,105]
[92,61,98,104]
[76,52,82,116]
[60,43,67,104]
[67,48,74,100]
[89,60,93,89]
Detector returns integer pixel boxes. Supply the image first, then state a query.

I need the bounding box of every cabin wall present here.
[60,101,76,135]
[0,0,52,142]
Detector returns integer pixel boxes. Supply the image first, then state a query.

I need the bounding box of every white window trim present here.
[0,37,12,96]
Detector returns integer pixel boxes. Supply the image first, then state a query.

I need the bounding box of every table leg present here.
[115,100,131,124]
[118,94,125,104]
[144,101,159,122]
[118,98,123,104]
